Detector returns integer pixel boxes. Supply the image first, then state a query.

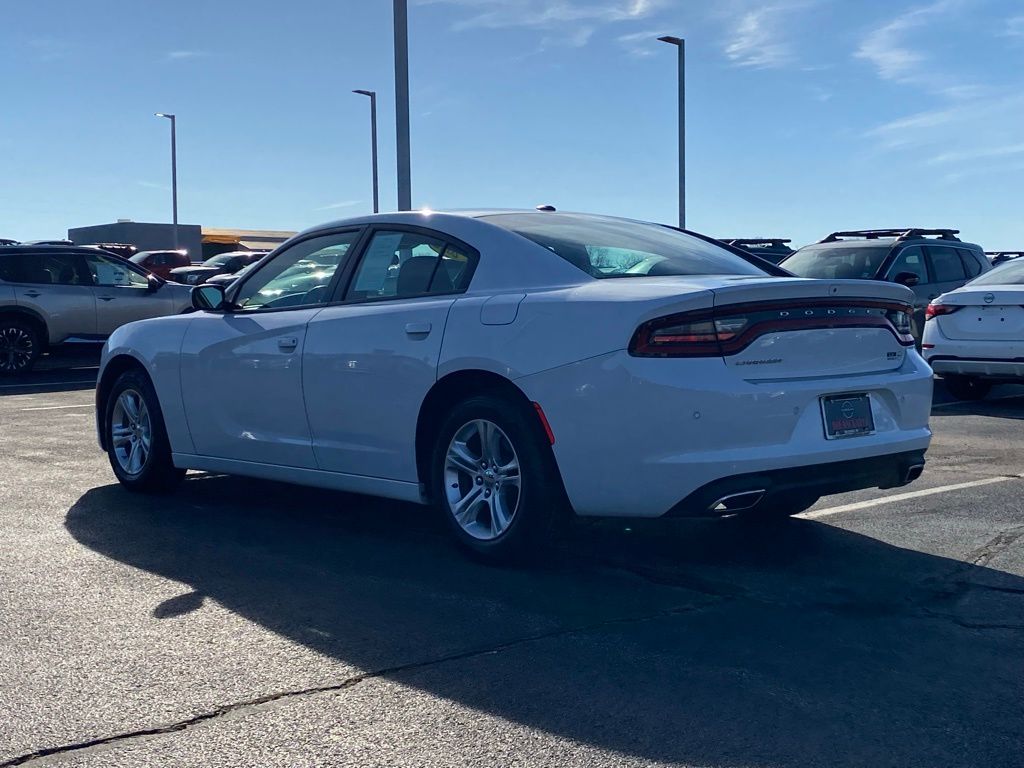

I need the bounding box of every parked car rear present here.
[168,251,263,285]
[720,238,794,264]
[923,258,1024,400]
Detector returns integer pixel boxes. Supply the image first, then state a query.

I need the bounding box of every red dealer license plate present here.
[821,394,875,439]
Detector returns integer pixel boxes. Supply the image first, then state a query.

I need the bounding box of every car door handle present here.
[98,296,115,302]
[23,291,41,298]
[404,322,432,336]
[277,337,299,351]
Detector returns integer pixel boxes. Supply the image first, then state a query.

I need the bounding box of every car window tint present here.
[783,245,890,280]
[927,246,966,282]
[235,232,358,311]
[485,213,765,278]
[885,246,929,284]
[85,253,149,287]
[346,231,464,301]
[957,248,983,278]
[0,253,91,285]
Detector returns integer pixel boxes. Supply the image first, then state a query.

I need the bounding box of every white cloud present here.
[616,29,669,57]
[419,0,667,43]
[855,0,971,96]
[1002,15,1024,39]
[315,200,362,211]
[167,50,208,60]
[722,1,817,70]
[928,142,1024,166]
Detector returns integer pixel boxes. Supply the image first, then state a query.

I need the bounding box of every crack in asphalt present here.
[966,525,1024,568]
[0,600,720,767]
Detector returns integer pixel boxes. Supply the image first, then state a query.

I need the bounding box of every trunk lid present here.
[711,278,913,381]
[933,286,1024,342]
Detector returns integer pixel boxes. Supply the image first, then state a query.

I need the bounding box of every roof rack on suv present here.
[724,238,792,247]
[819,229,961,244]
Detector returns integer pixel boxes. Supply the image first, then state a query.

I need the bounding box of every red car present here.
[129,250,191,280]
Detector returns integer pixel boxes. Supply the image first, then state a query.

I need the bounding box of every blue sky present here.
[2,0,1023,248]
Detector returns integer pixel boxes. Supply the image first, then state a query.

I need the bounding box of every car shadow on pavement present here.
[0,347,100,395]
[932,394,1024,420]
[65,475,1024,767]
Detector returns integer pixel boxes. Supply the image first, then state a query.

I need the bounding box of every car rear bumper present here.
[926,357,1024,379]
[665,450,926,517]
[516,350,933,518]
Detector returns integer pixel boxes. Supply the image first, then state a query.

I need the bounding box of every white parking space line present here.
[19,404,94,412]
[799,476,1018,520]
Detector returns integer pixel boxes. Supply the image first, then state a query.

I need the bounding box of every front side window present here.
[235,231,358,310]
[885,246,930,284]
[784,245,890,280]
[485,213,766,278]
[84,253,149,287]
[927,246,966,283]
[345,230,473,301]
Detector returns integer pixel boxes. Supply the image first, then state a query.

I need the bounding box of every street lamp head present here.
[155,112,175,119]
[658,35,683,46]
[353,89,375,98]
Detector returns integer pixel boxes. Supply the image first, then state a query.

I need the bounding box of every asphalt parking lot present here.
[1,353,1022,767]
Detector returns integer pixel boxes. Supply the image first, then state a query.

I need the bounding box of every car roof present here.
[0,245,113,255]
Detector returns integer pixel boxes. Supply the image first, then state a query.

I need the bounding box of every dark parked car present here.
[720,238,794,264]
[780,229,991,340]
[130,250,191,281]
[987,251,1023,266]
[168,251,263,285]
[87,243,139,261]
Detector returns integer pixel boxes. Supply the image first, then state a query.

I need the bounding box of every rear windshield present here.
[969,259,1024,286]
[483,213,767,278]
[129,254,147,264]
[782,245,890,279]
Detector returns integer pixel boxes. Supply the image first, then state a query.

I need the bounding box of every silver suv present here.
[0,246,192,373]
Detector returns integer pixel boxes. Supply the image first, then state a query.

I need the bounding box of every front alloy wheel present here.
[444,419,522,540]
[111,389,153,476]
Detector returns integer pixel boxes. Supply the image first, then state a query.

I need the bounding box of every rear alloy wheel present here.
[431,394,564,562]
[0,320,41,375]
[943,376,992,402]
[106,369,185,492]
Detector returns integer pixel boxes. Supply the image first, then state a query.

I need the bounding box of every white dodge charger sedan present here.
[96,210,933,560]
[922,257,1024,400]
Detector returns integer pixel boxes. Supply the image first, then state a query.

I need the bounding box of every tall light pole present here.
[154,113,179,249]
[658,36,685,230]
[393,0,412,210]
[353,90,380,213]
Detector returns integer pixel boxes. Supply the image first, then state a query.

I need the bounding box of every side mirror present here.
[192,283,228,311]
[146,275,162,293]
[893,271,920,288]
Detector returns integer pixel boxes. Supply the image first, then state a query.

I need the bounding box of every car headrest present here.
[398,256,448,296]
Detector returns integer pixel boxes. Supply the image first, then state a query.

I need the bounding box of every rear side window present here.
[957,248,983,278]
[484,213,766,278]
[345,230,475,301]
[927,246,966,282]
[969,259,1024,285]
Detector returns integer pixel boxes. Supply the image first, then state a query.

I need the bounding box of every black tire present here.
[429,394,566,563]
[943,376,992,401]
[104,368,185,493]
[739,493,820,521]
[0,318,42,375]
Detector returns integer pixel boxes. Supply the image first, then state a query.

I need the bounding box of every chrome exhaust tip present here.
[710,489,767,513]
[905,464,925,484]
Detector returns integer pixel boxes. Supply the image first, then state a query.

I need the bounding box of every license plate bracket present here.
[821,393,875,439]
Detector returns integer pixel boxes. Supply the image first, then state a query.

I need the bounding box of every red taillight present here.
[925,304,961,321]
[630,300,916,357]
